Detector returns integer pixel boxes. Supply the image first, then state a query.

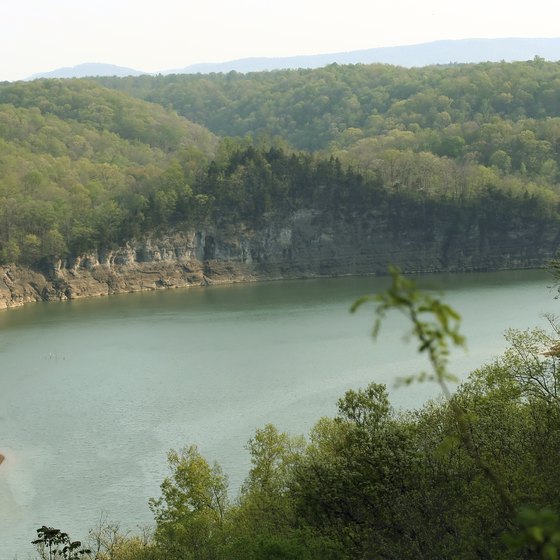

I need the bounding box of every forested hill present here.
[2,62,560,272]
[95,59,560,153]
[0,79,217,153]
[0,80,217,262]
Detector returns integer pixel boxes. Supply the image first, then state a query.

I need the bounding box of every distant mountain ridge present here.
[26,37,560,80]
[170,37,560,74]
[28,62,148,80]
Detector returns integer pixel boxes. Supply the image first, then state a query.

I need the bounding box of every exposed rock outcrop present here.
[0,210,558,310]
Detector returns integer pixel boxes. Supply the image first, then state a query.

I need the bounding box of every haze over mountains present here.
[28,62,147,80]
[27,37,560,80]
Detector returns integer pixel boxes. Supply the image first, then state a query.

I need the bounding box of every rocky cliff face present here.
[0,209,558,309]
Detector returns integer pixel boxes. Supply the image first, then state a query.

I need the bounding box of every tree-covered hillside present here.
[0,80,217,262]
[2,61,560,267]
[96,59,560,161]
[94,61,560,235]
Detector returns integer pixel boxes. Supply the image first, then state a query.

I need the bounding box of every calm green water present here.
[0,270,555,557]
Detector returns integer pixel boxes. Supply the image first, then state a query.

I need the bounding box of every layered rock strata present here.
[0,210,558,309]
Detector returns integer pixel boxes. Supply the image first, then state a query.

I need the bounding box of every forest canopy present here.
[2,60,560,265]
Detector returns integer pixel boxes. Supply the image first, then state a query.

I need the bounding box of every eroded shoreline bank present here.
[0,218,557,311]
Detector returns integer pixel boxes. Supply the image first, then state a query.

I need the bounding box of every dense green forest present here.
[0,80,217,262]
[95,59,560,179]
[1,60,560,266]
[96,61,560,236]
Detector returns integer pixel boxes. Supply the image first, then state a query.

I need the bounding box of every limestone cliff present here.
[0,209,558,309]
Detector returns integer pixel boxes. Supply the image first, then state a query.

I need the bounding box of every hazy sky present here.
[2,0,560,81]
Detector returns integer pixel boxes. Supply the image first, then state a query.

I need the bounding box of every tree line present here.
[2,68,560,266]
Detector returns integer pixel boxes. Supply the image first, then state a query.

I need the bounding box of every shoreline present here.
[0,197,557,310]
[0,258,551,313]
[0,222,556,311]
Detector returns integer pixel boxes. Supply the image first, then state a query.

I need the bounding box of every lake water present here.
[0,270,555,558]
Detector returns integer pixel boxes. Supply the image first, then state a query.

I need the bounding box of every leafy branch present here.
[352,266,516,520]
